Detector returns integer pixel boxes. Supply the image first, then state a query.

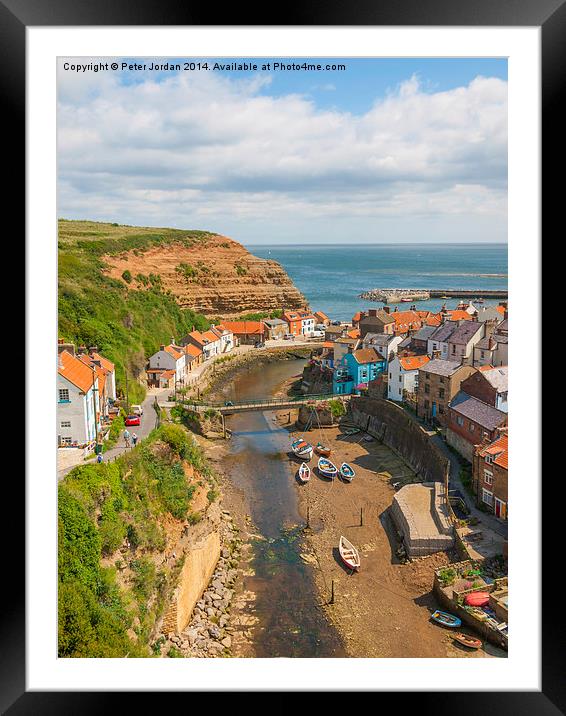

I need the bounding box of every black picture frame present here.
[7,0,557,709]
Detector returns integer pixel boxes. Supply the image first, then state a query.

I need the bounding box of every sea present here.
[249,243,508,322]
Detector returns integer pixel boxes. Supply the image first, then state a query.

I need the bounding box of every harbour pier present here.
[359,288,508,303]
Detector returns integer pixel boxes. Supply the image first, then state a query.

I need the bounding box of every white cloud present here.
[57,64,507,242]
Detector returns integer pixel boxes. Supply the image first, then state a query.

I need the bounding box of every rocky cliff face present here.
[104,233,307,317]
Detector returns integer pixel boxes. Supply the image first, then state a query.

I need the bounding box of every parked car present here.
[283,333,295,340]
[254,341,265,348]
[131,404,144,416]
[311,330,324,338]
[125,415,141,426]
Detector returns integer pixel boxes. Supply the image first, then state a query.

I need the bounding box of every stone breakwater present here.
[155,509,243,658]
[360,288,508,303]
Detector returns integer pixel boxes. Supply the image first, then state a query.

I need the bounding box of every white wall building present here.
[58,350,101,446]
[387,354,431,402]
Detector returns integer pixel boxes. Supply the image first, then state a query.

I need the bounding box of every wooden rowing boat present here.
[318,457,337,478]
[291,437,313,460]
[453,632,482,650]
[339,463,355,482]
[339,535,360,571]
[431,610,462,628]
[315,442,331,457]
[297,462,310,483]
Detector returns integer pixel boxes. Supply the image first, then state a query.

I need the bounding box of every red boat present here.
[464,591,490,607]
[453,632,482,650]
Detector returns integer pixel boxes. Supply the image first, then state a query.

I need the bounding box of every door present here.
[495,498,506,519]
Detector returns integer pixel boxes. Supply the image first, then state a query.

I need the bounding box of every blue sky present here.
[58,58,508,245]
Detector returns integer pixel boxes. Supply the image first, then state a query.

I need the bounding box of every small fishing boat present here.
[291,438,313,460]
[315,442,331,457]
[318,457,338,478]
[339,535,360,571]
[453,632,482,650]
[339,463,355,482]
[464,592,490,608]
[400,297,412,303]
[431,610,462,628]
[297,462,310,483]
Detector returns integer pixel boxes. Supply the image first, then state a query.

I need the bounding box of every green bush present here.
[121,270,132,283]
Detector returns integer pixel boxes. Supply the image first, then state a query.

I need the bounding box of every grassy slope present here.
[58,220,214,402]
[58,423,217,657]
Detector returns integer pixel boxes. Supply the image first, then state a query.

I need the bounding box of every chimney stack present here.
[383,306,390,314]
[57,341,75,356]
[369,308,378,317]
[433,350,441,360]
[160,344,166,351]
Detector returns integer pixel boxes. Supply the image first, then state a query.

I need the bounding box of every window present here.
[399,376,402,382]
[469,423,475,432]
[439,388,445,398]
[456,415,464,426]
[439,406,444,415]
[60,436,72,446]
[59,388,70,402]
[61,421,71,428]
[485,455,494,465]
[482,489,494,507]
[424,400,430,409]
[484,470,493,485]
[452,345,456,354]
[424,384,430,394]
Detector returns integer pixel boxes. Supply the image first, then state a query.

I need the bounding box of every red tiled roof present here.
[445,310,474,321]
[399,355,431,371]
[347,328,361,339]
[185,344,202,358]
[220,321,265,335]
[164,345,184,360]
[478,434,508,469]
[352,348,382,365]
[58,350,97,393]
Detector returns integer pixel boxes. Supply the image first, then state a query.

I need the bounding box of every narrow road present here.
[57,387,169,481]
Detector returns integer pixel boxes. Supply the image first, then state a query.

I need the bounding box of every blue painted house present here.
[333,347,386,395]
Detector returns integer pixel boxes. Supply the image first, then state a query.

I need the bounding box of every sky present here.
[57,58,508,245]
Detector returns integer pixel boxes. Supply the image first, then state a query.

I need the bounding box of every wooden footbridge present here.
[179,393,337,415]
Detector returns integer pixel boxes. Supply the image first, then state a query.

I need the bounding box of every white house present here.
[446,321,485,363]
[427,321,460,361]
[147,344,187,385]
[300,313,316,336]
[211,324,234,353]
[58,349,101,446]
[387,354,431,402]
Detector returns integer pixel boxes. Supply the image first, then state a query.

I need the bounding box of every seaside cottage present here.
[362,332,403,363]
[416,359,476,426]
[387,354,431,403]
[426,321,460,361]
[333,347,386,395]
[57,348,101,447]
[446,392,508,462]
[460,366,508,413]
[263,318,288,340]
[446,321,485,363]
[217,321,263,346]
[472,434,508,520]
[146,344,187,387]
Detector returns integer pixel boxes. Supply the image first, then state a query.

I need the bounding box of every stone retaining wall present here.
[349,397,450,483]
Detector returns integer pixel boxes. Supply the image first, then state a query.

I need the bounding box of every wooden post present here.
[360,507,363,526]
[221,413,226,439]
[330,580,335,605]
[306,504,310,528]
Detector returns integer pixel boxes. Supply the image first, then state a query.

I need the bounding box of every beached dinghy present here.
[339,463,355,482]
[291,439,313,460]
[297,462,311,483]
[339,535,361,571]
[318,457,338,478]
[430,610,462,628]
[453,632,482,650]
[315,442,331,457]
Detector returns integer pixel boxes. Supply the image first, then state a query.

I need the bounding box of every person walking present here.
[96,452,104,464]
[124,429,131,448]
[131,432,138,447]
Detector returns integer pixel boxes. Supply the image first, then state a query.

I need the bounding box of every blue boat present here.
[431,610,462,628]
[339,463,355,482]
[318,457,338,478]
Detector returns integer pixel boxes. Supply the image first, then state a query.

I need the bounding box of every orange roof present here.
[389,310,423,332]
[161,369,175,378]
[187,330,206,346]
[89,352,115,373]
[321,341,334,349]
[352,348,382,365]
[202,330,222,343]
[220,321,265,335]
[496,305,506,315]
[478,434,508,469]
[352,311,363,323]
[185,344,202,358]
[347,328,361,339]
[58,350,97,393]
[445,310,474,321]
[399,355,431,371]
[315,310,329,321]
[164,344,184,360]
[417,311,442,326]
[78,355,107,392]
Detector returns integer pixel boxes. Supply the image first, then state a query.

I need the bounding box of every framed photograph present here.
[9,0,555,708]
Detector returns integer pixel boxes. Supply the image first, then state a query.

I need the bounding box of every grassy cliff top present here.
[58,219,215,255]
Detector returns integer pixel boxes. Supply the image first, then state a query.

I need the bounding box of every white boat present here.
[318,457,338,478]
[339,463,355,482]
[292,439,313,460]
[339,535,360,571]
[297,463,311,483]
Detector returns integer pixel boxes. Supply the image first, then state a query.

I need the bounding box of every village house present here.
[426,321,460,361]
[446,320,485,363]
[318,341,335,369]
[409,325,437,354]
[358,308,396,337]
[446,392,508,462]
[58,348,101,447]
[460,366,508,413]
[416,359,476,426]
[324,324,346,341]
[218,320,264,345]
[362,332,403,363]
[351,311,364,329]
[76,348,116,419]
[314,310,331,327]
[472,434,508,520]
[333,347,386,395]
[263,318,288,340]
[282,309,315,337]
[387,354,430,403]
[332,336,361,364]
[146,343,187,388]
